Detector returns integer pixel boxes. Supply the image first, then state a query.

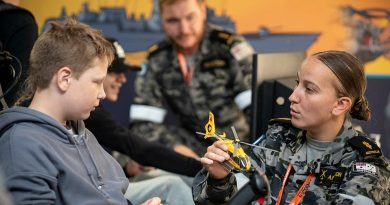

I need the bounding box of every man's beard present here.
[168,24,205,54]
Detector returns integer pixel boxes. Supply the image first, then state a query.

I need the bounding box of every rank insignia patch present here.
[348,135,382,157]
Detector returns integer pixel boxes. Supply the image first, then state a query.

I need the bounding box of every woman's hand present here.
[201,141,231,180]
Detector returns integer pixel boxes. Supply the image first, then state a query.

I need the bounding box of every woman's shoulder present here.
[339,134,390,203]
[265,118,301,145]
[335,133,390,178]
[347,135,382,158]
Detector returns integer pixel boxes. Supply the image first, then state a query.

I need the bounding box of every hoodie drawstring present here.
[84,135,103,182]
[74,135,107,197]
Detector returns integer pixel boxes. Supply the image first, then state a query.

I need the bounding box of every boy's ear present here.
[57,67,72,91]
[332,96,352,116]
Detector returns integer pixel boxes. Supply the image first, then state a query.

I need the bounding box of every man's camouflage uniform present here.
[129,23,254,154]
[193,119,390,204]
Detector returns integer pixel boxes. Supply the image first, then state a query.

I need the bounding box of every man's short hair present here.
[28,18,114,90]
[158,0,205,12]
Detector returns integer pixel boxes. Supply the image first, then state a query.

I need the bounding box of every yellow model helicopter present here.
[196,112,251,172]
[197,112,277,204]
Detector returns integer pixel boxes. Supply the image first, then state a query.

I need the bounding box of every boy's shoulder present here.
[0,124,51,167]
[0,122,53,146]
[0,107,71,149]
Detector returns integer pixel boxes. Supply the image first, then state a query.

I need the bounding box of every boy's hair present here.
[17,18,114,105]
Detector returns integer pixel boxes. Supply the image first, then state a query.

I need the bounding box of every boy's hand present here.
[201,141,231,180]
[141,197,162,205]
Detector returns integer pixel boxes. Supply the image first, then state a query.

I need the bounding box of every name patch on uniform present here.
[348,135,382,157]
[201,58,228,70]
[315,167,346,187]
[352,162,377,175]
[230,41,254,61]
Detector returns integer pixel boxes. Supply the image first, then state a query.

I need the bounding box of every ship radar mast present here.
[60,7,67,18]
[147,0,162,32]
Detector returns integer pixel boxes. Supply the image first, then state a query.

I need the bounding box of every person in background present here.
[0,18,161,205]
[193,50,390,204]
[0,0,38,108]
[85,37,198,205]
[0,169,12,205]
[129,0,254,157]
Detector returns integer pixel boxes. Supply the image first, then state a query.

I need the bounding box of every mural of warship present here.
[341,6,390,63]
[43,0,319,53]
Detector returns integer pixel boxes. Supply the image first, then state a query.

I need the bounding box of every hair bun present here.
[350,96,371,121]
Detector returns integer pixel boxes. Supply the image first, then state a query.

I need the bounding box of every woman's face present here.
[289,56,342,132]
[103,72,127,102]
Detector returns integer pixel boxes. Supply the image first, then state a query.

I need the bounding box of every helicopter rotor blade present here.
[196,132,224,140]
[238,141,281,153]
[231,127,240,157]
[231,126,240,142]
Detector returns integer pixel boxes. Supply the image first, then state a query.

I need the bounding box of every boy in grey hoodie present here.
[0,19,161,205]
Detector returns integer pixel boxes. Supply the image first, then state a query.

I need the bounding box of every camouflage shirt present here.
[129,23,254,154]
[193,119,390,204]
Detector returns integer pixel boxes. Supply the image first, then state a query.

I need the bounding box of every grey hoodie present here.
[0,107,129,205]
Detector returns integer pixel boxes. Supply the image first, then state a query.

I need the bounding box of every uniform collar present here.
[199,23,213,54]
[289,119,357,174]
[321,118,357,164]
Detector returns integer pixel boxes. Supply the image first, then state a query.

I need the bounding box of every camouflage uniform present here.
[193,119,390,204]
[129,23,254,154]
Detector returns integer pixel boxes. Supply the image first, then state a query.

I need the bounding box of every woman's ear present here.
[57,67,72,92]
[332,96,352,116]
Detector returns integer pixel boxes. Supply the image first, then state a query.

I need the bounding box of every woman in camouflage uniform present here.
[193,50,390,205]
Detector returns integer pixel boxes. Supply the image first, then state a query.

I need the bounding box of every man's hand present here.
[124,160,147,177]
[201,141,231,180]
[174,144,199,159]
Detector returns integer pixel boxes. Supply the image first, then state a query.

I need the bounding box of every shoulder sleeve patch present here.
[352,162,377,176]
[230,41,254,61]
[348,135,382,157]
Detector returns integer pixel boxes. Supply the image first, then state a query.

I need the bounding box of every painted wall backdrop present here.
[20,0,390,72]
[19,0,390,157]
